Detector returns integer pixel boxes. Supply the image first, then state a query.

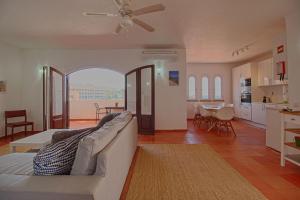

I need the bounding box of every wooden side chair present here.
[5,110,34,141]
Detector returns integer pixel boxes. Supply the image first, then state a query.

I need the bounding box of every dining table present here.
[105,106,125,114]
[201,104,224,132]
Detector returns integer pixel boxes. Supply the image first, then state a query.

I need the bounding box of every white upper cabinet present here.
[241,63,251,79]
[257,58,274,86]
[232,67,241,117]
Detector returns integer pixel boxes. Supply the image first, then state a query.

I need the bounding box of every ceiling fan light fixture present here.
[83,0,166,34]
[120,16,133,28]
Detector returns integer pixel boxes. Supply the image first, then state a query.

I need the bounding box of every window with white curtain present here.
[201,76,209,99]
[188,76,196,99]
[214,76,222,99]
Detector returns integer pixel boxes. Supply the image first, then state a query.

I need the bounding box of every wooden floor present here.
[0,119,300,199]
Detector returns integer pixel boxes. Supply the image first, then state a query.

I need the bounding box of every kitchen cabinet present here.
[241,63,251,79]
[266,107,281,151]
[252,102,266,125]
[232,67,241,118]
[232,63,253,120]
[240,103,252,121]
[258,58,274,86]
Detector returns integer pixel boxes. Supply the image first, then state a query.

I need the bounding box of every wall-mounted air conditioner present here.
[142,50,177,55]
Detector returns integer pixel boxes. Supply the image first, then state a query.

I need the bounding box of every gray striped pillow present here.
[33,128,95,175]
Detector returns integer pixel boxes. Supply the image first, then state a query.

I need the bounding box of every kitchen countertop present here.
[251,102,289,110]
[264,103,289,110]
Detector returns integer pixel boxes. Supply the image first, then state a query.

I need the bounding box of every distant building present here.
[69,86,124,101]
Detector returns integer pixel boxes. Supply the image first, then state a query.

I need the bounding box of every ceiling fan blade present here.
[83,12,118,17]
[132,4,165,16]
[132,18,155,32]
[113,0,122,8]
[114,24,123,34]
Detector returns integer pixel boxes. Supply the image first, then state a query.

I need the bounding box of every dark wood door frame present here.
[125,65,155,134]
[42,66,47,131]
[49,67,67,129]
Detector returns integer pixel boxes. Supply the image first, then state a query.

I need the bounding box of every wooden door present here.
[125,65,155,134]
[43,66,68,129]
[139,66,155,133]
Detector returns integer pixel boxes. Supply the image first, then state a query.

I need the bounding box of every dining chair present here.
[214,107,236,136]
[196,105,212,128]
[193,104,201,126]
[94,103,102,120]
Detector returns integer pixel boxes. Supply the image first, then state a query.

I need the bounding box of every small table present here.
[9,129,68,153]
[105,106,125,114]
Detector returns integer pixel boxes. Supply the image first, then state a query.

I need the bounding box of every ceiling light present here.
[232,42,254,57]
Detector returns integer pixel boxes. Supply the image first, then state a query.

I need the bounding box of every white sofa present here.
[0,117,138,200]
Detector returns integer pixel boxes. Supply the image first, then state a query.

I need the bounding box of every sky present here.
[69,68,124,90]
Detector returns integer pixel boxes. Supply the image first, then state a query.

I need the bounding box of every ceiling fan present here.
[83,0,166,34]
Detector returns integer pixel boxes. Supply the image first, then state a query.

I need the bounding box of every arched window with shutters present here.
[188,76,196,99]
[201,76,209,99]
[214,76,222,100]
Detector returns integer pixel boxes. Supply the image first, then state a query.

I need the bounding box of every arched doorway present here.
[68,68,124,128]
[43,65,155,134]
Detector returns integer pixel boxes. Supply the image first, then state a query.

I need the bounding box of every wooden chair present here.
[5,110,34,141]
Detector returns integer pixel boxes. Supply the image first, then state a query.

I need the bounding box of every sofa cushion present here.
[0,153,35,175]
[71,111,132,175]
[33,128,96,175]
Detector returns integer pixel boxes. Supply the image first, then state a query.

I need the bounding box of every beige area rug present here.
[126,144,267,200]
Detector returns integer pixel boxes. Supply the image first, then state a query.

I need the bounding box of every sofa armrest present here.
[0,174,102,200]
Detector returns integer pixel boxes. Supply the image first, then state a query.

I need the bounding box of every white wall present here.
[285,9,300,108]
[21,49,187,131]
[187,63,234,103]
[0,42,23,136]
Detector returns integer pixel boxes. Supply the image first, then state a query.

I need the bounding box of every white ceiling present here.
[0,0,298,63]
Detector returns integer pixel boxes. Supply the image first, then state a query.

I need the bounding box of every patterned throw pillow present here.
[33,128,95,175]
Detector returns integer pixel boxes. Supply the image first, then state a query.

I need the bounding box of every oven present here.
[241,93,251,103]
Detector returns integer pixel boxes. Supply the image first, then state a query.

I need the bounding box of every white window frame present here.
[200,75,209,100]
[187,75,196,100]
[213,75,223,100]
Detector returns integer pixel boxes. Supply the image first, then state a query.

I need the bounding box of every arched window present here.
[188,76,196,99]
[214,76,222,99]
[201,76,209,99]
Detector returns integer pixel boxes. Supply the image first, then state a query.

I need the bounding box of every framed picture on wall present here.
[0,81,6,92]
[169,71,179,86]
